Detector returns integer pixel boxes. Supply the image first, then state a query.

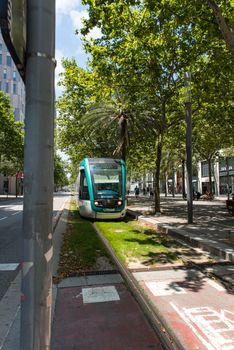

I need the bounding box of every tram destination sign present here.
[91,163,119,170]
[0,0,26,79]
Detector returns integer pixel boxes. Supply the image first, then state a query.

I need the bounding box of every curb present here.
[127,209,234,263]
[93,223,185,350]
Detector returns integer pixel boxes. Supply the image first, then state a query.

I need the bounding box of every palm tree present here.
[82,101,132,162]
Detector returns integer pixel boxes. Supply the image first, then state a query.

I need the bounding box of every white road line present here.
[146,281,187,296]
[170,302,216,350]
[208,280,226,292]
[11,211,21,216]
[0,217,7,221]
[170,303,234,349]
[0,263,19,271]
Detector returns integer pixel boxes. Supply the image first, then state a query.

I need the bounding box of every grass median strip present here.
[96,219,182,268]
[55,201,209,280]
[55,200,113,281]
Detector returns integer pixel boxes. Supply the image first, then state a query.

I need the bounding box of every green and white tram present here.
[77,158,126,219]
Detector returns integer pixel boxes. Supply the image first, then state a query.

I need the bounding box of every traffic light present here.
[0,0,26,80]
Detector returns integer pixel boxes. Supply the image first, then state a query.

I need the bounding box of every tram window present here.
[79,170,90,200]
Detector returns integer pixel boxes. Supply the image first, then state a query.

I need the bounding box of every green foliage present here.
[0,91,24,175]
[57,0,234,208]
[54,153,69,190]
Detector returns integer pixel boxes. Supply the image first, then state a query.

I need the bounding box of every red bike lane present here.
[52,275,164,350]
[135,269,234,350]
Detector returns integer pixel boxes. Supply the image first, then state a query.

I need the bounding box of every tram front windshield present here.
[90,162,122,199]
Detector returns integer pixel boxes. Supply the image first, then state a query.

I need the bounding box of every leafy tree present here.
[57,0,234,213]
[0,91,24,175]
[81,0,215,211]
[54,153,69,191]
[206,0,234,58]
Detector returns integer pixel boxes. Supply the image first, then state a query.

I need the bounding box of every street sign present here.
[0,0,26,80]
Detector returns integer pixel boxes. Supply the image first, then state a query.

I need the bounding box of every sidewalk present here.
[127,195,234,282]
[0,195,23,201]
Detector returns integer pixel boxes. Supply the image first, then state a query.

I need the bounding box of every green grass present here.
[56,200,110,278]
[96,219,180,266]
[56,201,181,281]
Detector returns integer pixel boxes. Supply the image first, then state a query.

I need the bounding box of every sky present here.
[55,0,103,162]
[55,0,101,97]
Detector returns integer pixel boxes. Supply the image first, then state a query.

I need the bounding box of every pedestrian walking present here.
[135,186,139,198]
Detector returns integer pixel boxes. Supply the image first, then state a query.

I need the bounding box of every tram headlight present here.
[94,200,103,207]
[117,200,122,206]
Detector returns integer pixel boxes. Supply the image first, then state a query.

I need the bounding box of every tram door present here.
[79,170,90,200]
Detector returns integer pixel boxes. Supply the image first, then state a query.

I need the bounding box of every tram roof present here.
[81,158,124,165]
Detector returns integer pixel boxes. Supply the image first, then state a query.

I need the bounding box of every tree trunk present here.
[154,131,163,213]
[120,115,128,162]
[165,171,168,197]
[172,167,175,198]
[207,0,234,58]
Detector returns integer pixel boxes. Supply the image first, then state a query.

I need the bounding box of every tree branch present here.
[207,0,234,58]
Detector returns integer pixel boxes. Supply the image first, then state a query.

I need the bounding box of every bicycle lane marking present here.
[135,269,234,350]
[170,303,234,350]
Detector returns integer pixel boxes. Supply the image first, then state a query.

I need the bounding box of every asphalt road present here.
[0,193,70,300]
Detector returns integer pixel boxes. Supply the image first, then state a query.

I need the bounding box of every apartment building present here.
[0,31,25,122]
[0,31,25,195]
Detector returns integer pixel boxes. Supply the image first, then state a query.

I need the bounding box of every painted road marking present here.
[146,281,186,297]
[208,280,226,292]
[170,302,234,350]
[82,286,120,304]
[0,217,7,221]
[11,211,21,216]
[0,264,19,271]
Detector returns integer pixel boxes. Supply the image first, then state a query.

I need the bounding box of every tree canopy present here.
[56,0,234,210]
[0,91,24,175]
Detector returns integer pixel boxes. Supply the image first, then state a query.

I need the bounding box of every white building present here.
[198,157,234,196]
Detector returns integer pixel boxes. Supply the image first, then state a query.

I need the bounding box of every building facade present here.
[0,32,25,122]
[0,32,25,195]
[129,155,234,199]
[199,157,234,196]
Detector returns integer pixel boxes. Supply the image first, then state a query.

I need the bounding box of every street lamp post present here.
[21,1,55,349]
[184,72,193,224]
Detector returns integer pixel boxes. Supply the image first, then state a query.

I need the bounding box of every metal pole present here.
[21,1,55,349]
[184,72,193,224]
[182,159,186,199]
[226,156,230,200]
